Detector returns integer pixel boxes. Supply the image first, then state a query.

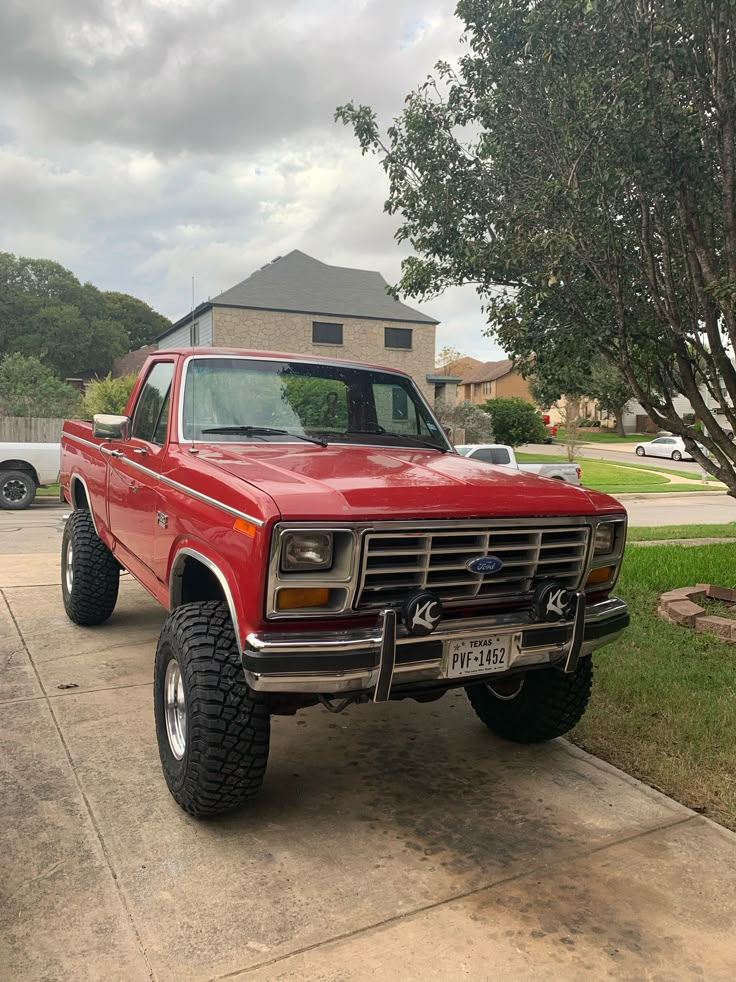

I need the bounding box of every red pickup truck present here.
[60,349,628,817]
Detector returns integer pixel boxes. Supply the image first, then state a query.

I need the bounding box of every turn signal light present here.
[233,518,258,537]
[276,588,330,610]
[586,566,613,586]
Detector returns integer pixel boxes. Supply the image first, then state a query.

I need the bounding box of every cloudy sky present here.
[1,0,505,360]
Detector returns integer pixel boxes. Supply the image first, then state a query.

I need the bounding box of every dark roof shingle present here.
[461,359,514,384]
[207,250,438,324]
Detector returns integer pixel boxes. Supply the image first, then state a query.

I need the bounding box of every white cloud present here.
[0,0,504,360]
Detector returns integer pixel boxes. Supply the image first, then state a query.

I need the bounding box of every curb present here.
[561,740,736,841]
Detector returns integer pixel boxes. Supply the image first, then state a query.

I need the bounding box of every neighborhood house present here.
[156,250,439,399]
[436,357,535,407]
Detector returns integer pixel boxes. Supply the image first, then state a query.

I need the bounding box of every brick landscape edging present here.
[658,583,736,639]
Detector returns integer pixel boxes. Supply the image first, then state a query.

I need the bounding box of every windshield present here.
[181,357,449,450]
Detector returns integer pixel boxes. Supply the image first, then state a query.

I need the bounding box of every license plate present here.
[443,635,518,679]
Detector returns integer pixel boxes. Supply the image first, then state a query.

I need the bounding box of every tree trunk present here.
[615,415,626,437]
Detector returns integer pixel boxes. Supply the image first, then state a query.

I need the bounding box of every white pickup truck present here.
[456,444,581,485]
[0,443,60,509]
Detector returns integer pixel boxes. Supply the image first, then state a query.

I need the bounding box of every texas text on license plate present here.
[443,635,519,679]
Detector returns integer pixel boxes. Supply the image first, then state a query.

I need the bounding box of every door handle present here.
[109,449,125,458]
[132,447,148,455]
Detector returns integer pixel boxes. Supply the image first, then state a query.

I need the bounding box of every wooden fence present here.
[0,417,64,443]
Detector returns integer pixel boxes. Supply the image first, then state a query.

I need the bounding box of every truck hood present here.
[192,444,624,520]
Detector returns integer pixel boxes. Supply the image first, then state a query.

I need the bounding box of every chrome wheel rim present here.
[65,543,74,594]
[2,479,27,502]
[164,659,187,760]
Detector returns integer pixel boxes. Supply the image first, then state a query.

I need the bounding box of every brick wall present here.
[495,370,534,401]
[212,307,436,399]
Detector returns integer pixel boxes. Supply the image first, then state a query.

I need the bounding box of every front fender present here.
[168,538,250,653]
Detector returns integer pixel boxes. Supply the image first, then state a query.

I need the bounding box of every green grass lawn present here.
[605,459,706,481]
[628,523,736,542]
[37,483,60,497]
[517,451,706,481]
[571,542,736,829]
[515,453,713,493]
[556,429,650,443]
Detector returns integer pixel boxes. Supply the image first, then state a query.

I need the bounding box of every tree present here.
[435,345,467,373]
[101,292,171,350]
[434,399,495,443]
[0,353,80,418]
[588,359,631,436]
[555,397,586,463]
[0,253,170,378]
[336,0,736,495]
[482,397,546,448]
[80,374,138,418]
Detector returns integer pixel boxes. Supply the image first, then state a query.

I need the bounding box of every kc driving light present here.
[594,524,615,555]
[281,531,333,571]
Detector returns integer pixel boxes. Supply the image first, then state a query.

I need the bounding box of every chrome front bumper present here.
[243,597,629,699]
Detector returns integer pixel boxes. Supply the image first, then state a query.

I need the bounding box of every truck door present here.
[106,361,174,574]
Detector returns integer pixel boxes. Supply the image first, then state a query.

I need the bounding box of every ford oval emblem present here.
[466,555,505,575]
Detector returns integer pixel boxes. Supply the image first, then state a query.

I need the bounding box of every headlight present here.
[281,531,333,571]
[594,524,615,555]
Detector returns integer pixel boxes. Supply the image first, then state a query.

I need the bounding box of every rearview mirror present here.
[93,414,130,441]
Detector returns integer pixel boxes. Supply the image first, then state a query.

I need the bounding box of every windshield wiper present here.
[201,425,328,447]
[344,430,448,453]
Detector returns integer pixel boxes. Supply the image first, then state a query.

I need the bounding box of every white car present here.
[635,436,693,461]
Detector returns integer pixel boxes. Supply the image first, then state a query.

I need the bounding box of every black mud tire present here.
[153,602,271,817]
[62,509,120,625]
[465,659,593,743]
[0,469,37,510]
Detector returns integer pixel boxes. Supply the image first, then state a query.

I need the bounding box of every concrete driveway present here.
[2,507,736,982]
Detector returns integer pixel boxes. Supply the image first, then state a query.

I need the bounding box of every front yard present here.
[628,523,736,541]
[515,452,715,493]
[572,541,736,829]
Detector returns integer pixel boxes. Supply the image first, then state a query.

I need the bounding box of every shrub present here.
[434,399,495,444]
[0,353,81,418]
[80,373,137,418]
[482,397,547,447]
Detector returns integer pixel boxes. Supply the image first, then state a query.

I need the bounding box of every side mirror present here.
[93,414,131,441]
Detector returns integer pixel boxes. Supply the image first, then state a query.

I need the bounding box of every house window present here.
[190,320,200,345]
[312,322,343,345]
[384,327,412,349]
[483,381,492,395]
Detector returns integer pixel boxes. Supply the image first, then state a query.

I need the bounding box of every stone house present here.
[156,250,439,399]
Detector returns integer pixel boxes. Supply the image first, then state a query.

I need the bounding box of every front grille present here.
[356,524,590,609]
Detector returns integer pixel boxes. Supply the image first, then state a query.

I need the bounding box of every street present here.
[524,441,705,475]
[2,504,736,981]
[621,491,735,526]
